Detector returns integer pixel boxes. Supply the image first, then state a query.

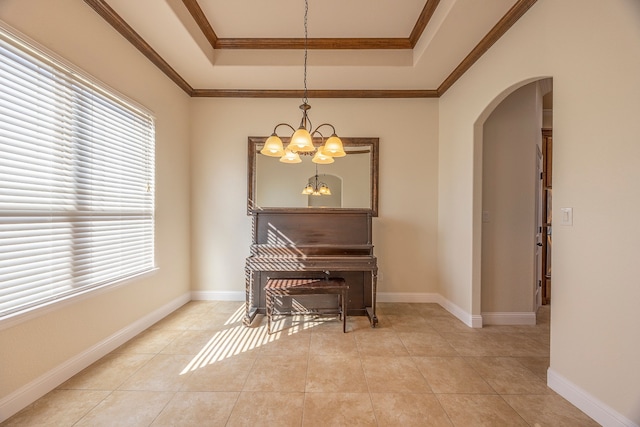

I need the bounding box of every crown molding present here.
[83,0,193,95]
[191,89,438,98]
[437,0,538,96]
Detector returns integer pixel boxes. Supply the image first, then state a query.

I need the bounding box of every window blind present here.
[0,27,155,319]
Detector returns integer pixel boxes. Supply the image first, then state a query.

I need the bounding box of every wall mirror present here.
[248,137,378,216]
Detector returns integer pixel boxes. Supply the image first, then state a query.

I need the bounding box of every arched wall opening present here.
[472,77,552,325]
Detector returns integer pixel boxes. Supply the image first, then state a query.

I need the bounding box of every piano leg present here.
[367,269,379,327]
[243,266,257,326]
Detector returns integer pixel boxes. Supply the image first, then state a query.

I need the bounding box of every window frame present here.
[0,22,157,327]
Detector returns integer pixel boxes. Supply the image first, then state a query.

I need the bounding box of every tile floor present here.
[2,302,599,426]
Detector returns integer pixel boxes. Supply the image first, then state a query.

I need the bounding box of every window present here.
[0,25,155,320]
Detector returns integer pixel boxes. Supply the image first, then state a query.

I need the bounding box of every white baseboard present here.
[377,292,482,328]
[547,368,639,427]
[0,292,191,423]
[481,311,536,325]
[191,290,245,301]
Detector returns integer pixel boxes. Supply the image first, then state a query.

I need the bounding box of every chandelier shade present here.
[287,127,315,152]
[261,134,285,157]
[312,146,334,164]
[323,134,346,157]
[280,149,302,164]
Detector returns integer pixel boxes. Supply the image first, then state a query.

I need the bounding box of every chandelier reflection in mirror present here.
[259,0,346,164]
[302,164,331,196]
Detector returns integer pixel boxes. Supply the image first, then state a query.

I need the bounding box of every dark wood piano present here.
[244,209,378,327]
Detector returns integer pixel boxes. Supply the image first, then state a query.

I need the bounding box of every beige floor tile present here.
[377,303,420,316]
[179,323,267,364]
[371,392,453,426]
[427,317,477,334]
[386,314,433,332]
[187,311,242,331]
[211,301,247,316]
[355,331,409,357]
[111,328,183,354]
[412,303,456,318]
[149,302,213,330]
[262,315,325,334]
[439,332,506,356]
[309,331,359,356]
[257,328,311,357]
[515,356,550,380]
[306,354,368,393]
[361,356,432,393]
[413,356,494,394]
[160,329,220,355]
[465,356,551,395]
[8,302,599,427]
[243,355,308,392]
[437,394,528,426]
[503,394,601,426]
[118,354,193,391]
[489,333,550,357]
[302,392,377,426]
[227,391,304,426]
[150,391,239,426]
[2,389,109,426]
[180,353,256,392]
[398,331,459,356]
[58,353,154,390]
[75,390,174,426]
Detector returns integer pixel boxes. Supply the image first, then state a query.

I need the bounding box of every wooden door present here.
[541,129,552,305]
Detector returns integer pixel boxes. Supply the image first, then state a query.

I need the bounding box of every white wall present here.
[190,98,439,297]
[438,0,640,423]
[0,0,191,415]
[481,81,541,314]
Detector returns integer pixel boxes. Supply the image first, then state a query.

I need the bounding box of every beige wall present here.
[190,98,439,296]
[0,0,191,405]
[481,81,541,313]
[438,0,640,421]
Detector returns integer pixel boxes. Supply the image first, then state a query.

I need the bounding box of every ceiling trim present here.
[182,0,218,48]
[437,0,538,96]
[83,0,538,98]
[409,0,441,46]
[191,89,438,98]
[215,38,412,50]
[83,0,194,95]
[182,0,439,50]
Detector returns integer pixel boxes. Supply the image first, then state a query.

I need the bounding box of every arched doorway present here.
[473,77,552,325]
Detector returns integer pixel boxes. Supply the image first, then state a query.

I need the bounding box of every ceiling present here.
[84,0,537,97]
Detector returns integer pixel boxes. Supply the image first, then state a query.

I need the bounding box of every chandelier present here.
[302,165,331,196]
[260,0,346,164]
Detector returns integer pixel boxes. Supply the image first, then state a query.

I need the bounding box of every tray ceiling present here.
[85,0,537,97]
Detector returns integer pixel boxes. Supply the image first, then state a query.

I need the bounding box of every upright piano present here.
[244,209,378,327]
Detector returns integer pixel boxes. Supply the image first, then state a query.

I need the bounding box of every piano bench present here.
[264,278,348,334]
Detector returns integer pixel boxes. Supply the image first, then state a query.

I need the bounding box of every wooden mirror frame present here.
[248,136,379,216]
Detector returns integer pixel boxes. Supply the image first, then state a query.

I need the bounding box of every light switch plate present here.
[560,207,573,226]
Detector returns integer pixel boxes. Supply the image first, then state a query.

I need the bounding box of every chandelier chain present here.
[303,0,309,105]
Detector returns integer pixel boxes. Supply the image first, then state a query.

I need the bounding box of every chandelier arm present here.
[272,123,297,135]
[314,123,338,135]
[310,129,325,139]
